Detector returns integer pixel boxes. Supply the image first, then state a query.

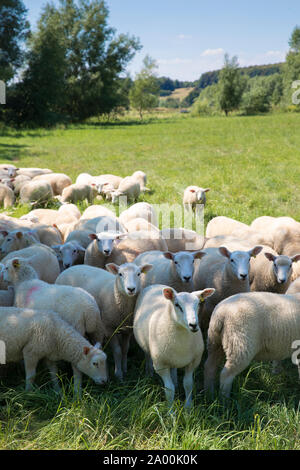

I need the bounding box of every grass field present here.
[159,87,195,103]
[1,112,300,450]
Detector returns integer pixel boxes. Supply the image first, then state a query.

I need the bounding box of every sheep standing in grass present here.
[133,285,215,408]
[0,308,107,394]
[60,183,97,204]
[134,250,206,293]
[55,262,152,381]
[0,184,15,209]
[193,245,263,330]
[33,173,72,195]
[110,177,140,204]
[183,186,210,212]
[204,291,300,398]
[20,180,54,205]
[131,171,150,192]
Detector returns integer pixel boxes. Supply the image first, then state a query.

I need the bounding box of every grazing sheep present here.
[134,250,206,293]
[133,285,215,408]
[119,202,158,227]
[110,177,140,204]
[204,291,300,398]
[55,262,152,381]
[0,184,15,209]
[193,245,263,330]
[160,228,205,252]
[3,258,106,347]
[76,173,97,186]
[33,173,72,195]
[60,183,97,204]
[183,186,210,212]
[131,171,150,192]
[20,180,54,205]
[206,216,249,238]
[94,174,123,189]
[0,307,107,394]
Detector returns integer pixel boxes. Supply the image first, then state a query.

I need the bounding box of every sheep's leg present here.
[145,353,154,377]
[183,363,195,409]
[72,364,82,398]
[110,335,123,381]
[170,368,178,389]
[155,367,175,408]
[121,333,131,376]
[23,352,38,391]
[272,360,283,375]
[204,346,224,397]
[219,357,251,399]
[45,359,61,393]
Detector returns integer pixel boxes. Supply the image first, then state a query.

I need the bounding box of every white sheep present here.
[81,205,116,220]
[52,230,92,269]
[33,173,72,195]
[286,277,300,294]
[0,230,39,257]
[12,175,32,195]
[20,180,54,205]
[160,228,205,252]
[134,249,206,293]
[206,216,249,238]
[124,217,159,234]
[131,171,150,192]
[84,231,128,268]
[133,284,215,408]
[55,262,152,381]
[193,245,263,330]
[60,183,97,204]
[110,177,140,204]
[17,168,53,178]
[204,291,300,398]
[0,184,15,209]
[0,307,107,394]
[183,186,210,212]
[119,202,158,227]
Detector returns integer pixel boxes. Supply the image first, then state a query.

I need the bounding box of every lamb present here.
[33,173,72,195]
[0,184,15,209]
[55,262,153,381]
[250,248,300,293]
[183,186,210,212]
[131,171,150,192]
[110,177,140,204]
[133,285,215,408]
[204,291,300,398]
[20,180,54,205]
[0,307,107,394]
[192,245,263,331]
[60,183,97,204]
[134,250,206,293]
[3,258,106,347]
[206,216,249,238]
[160,228,205,252]
[119,202,158,227]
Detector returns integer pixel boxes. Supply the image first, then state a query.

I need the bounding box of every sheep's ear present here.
[163,252,174,260]
[105,263,119,275]
[292,254,300,263]
[12,259,20,269]
[264,252,276,262]
[163,287,175,301]
[76,244,86,253]
[16,231,23,239]
[140,264,153,274]
[89,233,97,240]
[94,342,102,350]
[194,288,215,302]
[219,246,231,259]
[52,244,62,253]
[249,246,263,258]
[204,188,210,193]
[83,346,90,355]
[193,251,206,260]
[189,189,196,193]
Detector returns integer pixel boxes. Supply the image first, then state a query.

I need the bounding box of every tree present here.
[0,0,30,82]
[282,26,300,108]
[129,55,160,119]
[289,26,300,53]
[218,54,245,116]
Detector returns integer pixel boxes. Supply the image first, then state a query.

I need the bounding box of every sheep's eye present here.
[92,362,98,367]
[119,273,122,277]
[174,261,178,265]
[175,303,182,311]
[137,272,141,276]
[231,259,234,263]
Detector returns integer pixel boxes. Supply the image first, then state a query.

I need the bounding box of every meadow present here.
[1,112,300,450]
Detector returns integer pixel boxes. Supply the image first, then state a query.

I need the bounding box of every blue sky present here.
[23,0,300,81]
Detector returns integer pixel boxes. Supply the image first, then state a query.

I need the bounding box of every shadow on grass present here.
[0,143,30,162]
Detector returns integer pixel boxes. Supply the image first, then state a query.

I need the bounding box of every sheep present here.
[3,258,106,347]
[133,285,215,408]
[0,307,107,394]
[204,235,252,250]
[94,174,123,189]
[124,218,159,234]
[250,248,300,293]
[0,286,14,306]
[60,183,97,204]
[33,173,72,195]
[81,205,116,220]
[286,277,300,294]
[0,184,15,209]
[84,231,128,268]
[251,216,300,257]
[110,177,140,204]
[0,230,39,257]
[17,168,53,178]
[160,228,205,252]
[119,202,158,227]
[55,262,153,381]
[206,216,249,238]
[52,229,92,269]
[20,180,54,205]
[193,245,263,331]
[74,215,126,234]
[1,244,60,284]
[76,173,96,186]
[230,226,274,249]
[183,186,210,212]
[204,291,300,398]
[12,175,32,195]
[131,171,150,192]
[134,250,206,293]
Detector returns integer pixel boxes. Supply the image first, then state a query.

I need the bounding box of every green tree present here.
[218,54,245,116]
[282,26,300,108]
[0,0,30,82]
[129,55,160,119]
[289,26,300,53]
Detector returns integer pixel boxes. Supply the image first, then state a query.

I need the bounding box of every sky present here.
[23,0,300,81]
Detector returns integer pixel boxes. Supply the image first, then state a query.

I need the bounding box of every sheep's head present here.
[52,241,86,269]
[219,245,263,281]
[89,231,127,257]
[77,343,108,385]
[265,252,300,284]
[163,250,206,284]
[106,262,152,296]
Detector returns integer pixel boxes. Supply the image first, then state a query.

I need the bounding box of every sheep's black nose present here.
[240,274,247,280]
[127,287,135,293]
[183,276,191,282]
[189,323,198,332]
[104,250,110,255]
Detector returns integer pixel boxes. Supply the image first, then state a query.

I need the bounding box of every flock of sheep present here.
[0,166,300,410]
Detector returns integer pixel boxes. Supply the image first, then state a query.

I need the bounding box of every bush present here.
[240,86,271,115]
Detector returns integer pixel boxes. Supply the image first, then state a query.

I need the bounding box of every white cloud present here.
[177,34,192,40]
[201,48,225,57]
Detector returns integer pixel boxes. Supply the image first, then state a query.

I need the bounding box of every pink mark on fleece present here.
[25,285,40,306]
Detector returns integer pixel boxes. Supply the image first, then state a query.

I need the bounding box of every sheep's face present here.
[77,345,108,385]
[164,251,206,284]
[53,242,85,269]
[163,288,215,332]
[219,246,263,281]
[93,231,126,257]
[1,258,24,284]
[265,253,300,284]
[106,262,152,296]
[0,231,22,256]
